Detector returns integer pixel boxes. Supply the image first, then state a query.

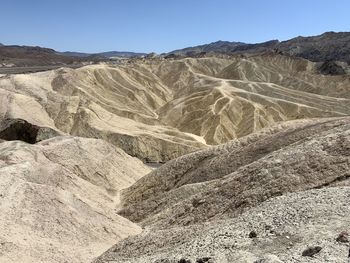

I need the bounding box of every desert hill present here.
[0,45,103,68]
[95,186,350,263]
[1,47,350,263]
[0,136,150,263]
[168,40,246,56]
[1,54,349,162]
[94,116,350,263]
[6,4,350,263]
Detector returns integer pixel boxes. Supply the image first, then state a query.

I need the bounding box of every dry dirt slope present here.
[1,54,350,162]
[94,116,350,263]
[0,64,207,162]
[0,136,150,263]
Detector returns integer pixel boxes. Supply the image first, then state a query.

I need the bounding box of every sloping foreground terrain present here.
[0,136,150,263]
[94,117,350,263]
[1,54,350,162]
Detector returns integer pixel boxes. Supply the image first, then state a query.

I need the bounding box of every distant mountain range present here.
[0,44,146,68]
[59,51,147,58]
[168,40,246,56]
[168,31,350,64]
[1,31,350,68]
[0,45,106,67]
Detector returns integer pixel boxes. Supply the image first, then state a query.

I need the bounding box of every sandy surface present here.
[0,136,150,263]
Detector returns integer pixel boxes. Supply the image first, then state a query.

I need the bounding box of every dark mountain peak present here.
[168,40,247,55]
[0,44,104,67]
[281,31,350,43]
[167,31,350,64]
[209,40,244,45]
[321,31,349,36]
[206,40,245,48]
[322,31,337,35]
[231,39,279,53]
[1,45,56,54]
[277,31,350,63]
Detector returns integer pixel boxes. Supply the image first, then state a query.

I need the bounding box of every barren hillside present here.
[94,116,350,263]
[1,54,349,162]
[0,136,150,263]
[1,52,350,263]
[0,45,103,68]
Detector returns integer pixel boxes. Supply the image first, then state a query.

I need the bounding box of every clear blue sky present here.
[1,0,349,53]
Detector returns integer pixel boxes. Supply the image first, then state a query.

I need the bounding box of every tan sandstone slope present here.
[1,54,350,161]
[0,53,350,263]
[0,136,150,263]
[94,116,350,263]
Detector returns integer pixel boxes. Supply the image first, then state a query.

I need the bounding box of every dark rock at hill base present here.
[0,118,62,143]
[302,246,322,257]
[317,60,347,75]
[336,231,349,243]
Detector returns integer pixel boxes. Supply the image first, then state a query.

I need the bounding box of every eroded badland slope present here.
[1,53,350,263]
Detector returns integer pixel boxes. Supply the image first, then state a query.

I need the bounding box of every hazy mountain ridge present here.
[59,51,147,58]
[168,40,246,56]
[168,31,350,64]
[0,44,103,67]
[278,31,350,63]
[0,45,144,68]
[2,31,350,67]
